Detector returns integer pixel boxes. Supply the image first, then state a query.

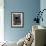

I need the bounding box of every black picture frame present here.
[11,12,24,28]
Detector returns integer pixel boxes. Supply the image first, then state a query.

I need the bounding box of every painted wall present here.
[4,0,40,42]
[40,0,46,27]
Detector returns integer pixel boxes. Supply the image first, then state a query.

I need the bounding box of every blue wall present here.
[4,0,40,42]
[40,0,46,27]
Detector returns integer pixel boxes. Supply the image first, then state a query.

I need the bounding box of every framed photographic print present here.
[11,12,24,28]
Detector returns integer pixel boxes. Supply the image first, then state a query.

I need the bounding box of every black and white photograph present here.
[11,12,24,28]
